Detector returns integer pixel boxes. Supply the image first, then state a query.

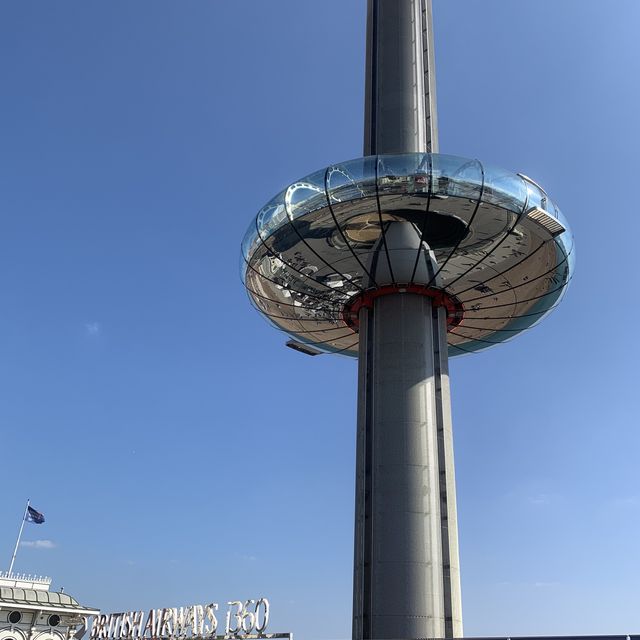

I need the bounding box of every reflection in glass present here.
[377,154,429,196]
[431,154,483,201]
[256,190,287,241]
[241,153,573,358]
[241,219,260,262]
[327,157,377,203]
[523,180,545,211]
[286,169,327,220]
[483,166,527,213]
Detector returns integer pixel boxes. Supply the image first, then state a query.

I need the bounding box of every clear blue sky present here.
[1,1,639,638]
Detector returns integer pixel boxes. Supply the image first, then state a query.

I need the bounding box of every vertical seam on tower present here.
[422,0,431,152]
[422,0,429,152]
[432,304,453,638]
[412,0,425,152]
[423,0,439,153]
[369,0,378,155]
[363,307,375,640]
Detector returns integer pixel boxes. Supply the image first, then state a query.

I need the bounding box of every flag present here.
[26,506,45,524]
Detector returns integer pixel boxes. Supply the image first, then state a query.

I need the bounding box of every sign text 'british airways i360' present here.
[89,599,284,640]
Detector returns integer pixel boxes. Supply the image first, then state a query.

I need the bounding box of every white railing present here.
[0,571,52,584]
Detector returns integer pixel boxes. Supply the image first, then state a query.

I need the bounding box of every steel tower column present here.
[363,0,438,155]
[353,1,462,638]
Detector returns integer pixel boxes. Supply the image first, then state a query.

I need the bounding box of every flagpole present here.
[8,499,30,576]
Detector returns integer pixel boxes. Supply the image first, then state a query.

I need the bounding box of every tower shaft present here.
[364,0,438,155]
[353,2,462,638]
[354,297,462,639]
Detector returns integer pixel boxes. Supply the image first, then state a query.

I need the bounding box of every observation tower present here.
[240,1,574,639]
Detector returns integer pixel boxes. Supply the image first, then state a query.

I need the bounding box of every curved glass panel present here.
[448,345,468,357]
[515,286,566,331]
[239,250,249,286]
[565,235,576,274]
[546,198,560,219]
[554,204,570,232]
[482,166,528,213]
[240,220,261,285]
[256,190,287,241]
[286,169,327,220]
[259,218,359,300]
[377,154,429,196]
[431,154,483,200]
[241,217,260,260]
[523,179,545,211]
[249,294,339,327]
[246,249,348,309]
[462,291,564,340]
[329,196,382,286]
[327,157,377,203]
[283,177,366,297]
[552,229,575,279]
